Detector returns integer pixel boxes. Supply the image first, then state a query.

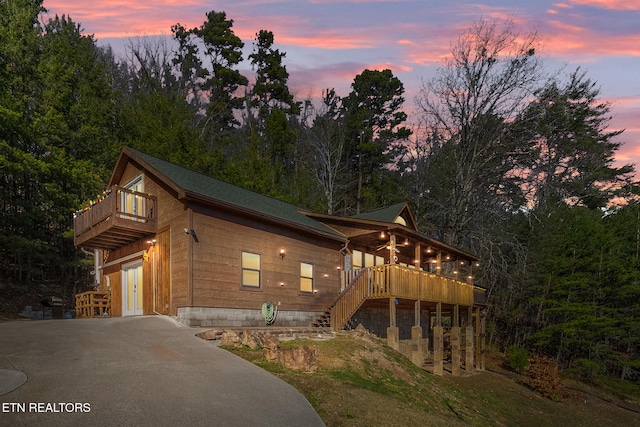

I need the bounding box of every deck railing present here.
[73,186,157,249]
[75,291,110,318]
[331,264,482,330]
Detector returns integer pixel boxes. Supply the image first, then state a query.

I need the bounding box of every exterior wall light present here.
[279,248,286,259]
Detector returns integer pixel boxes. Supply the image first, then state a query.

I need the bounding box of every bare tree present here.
[301,89,346,214]
[415,18,547,247]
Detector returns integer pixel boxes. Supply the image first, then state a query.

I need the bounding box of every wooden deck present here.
[331,264,485,331]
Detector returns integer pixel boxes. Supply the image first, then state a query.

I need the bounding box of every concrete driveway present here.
[0,316,324,426]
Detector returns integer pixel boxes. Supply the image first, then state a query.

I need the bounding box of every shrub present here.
[506,346,530,374]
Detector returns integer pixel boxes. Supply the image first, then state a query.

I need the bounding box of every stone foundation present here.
[177,307,320,327]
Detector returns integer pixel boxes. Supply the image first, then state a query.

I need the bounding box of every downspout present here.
[81,248,99,287]
[188,207,194,307]
[152,249,161,316]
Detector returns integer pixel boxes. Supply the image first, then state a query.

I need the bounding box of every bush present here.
[506,346,530,374]
[572,358,602,384]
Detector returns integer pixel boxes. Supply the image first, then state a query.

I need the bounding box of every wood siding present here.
[188,207,342,314]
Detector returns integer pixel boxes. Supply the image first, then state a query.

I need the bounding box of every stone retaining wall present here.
[176,306,320,327]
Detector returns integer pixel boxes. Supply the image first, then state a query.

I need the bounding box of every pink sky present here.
[44,0,640,172]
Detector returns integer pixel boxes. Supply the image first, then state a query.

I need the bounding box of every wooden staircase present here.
[312,310,331,328]
[312,268,371,331]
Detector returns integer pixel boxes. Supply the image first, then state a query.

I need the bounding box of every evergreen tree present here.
[341,69,411,214]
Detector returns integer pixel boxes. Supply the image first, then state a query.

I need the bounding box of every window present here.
[352,250,363,270]
[300,262,313,293]
[353,250,384,270]
[242,252,261,288]
[121,175,145,220]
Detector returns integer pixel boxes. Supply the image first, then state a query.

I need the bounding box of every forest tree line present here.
[2,0,639,383]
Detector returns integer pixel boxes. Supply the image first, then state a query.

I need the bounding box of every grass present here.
[222,332,640,427]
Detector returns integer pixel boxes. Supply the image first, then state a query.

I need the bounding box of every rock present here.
[277,346,318,373]
[196,329,221,340]
[242,330,262,349]
[220,330,242,347]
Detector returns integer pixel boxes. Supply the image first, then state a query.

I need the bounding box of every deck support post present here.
[466,306,474,372]
[450,327,461,376]
[480,309,486,371]
[475,307,486,371]
[451,304,460,376]
[410,326,424,367]
[433,302,443,375]
[433,325,444,376]
[410,300,423,366]
[387,297,399,351]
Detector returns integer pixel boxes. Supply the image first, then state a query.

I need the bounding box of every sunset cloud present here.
[569,0,640,10]
[43,0,640,169]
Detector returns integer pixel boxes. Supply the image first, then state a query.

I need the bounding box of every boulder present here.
[277,346,318,373]
[196,329,222,340]
[220,330,242,347]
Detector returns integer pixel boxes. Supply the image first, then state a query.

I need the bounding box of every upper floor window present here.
[121,175,144,219]
[242,252,261,288]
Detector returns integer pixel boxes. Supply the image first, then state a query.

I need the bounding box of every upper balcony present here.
[74,186,157,250]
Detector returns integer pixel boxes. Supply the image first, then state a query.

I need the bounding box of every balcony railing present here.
[331,264,486,330]
[73,186,157,250]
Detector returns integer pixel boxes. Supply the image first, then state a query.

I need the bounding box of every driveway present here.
[0,316,325,426]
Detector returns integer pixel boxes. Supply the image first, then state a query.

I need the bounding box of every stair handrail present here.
[330,267,367,308]
[330,267,372,331]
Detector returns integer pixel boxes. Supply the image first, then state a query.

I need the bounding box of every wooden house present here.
[74,147,486,373]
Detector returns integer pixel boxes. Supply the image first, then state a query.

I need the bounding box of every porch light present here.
[403,238,409,246]
[380,231,386,239]
[279,282,284,286]
[279,248,286,259]
[426,247,433,253]
[147,239,156,247]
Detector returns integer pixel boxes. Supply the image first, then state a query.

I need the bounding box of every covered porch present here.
[330,264,486,375]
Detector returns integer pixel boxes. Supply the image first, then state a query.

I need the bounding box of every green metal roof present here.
[350,203,407,222]
[122,147,346,240]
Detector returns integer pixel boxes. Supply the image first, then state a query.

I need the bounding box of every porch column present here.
[451,305,461,376]
[414,243,421,270]
[433,302,444,376]
[410,300,423,367]
[436,251,442,275]
[387,297,399,351]
[389,234,397,264]
[466,306,474,372]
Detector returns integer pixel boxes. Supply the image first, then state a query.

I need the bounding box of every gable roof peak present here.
[351,202,417,230]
